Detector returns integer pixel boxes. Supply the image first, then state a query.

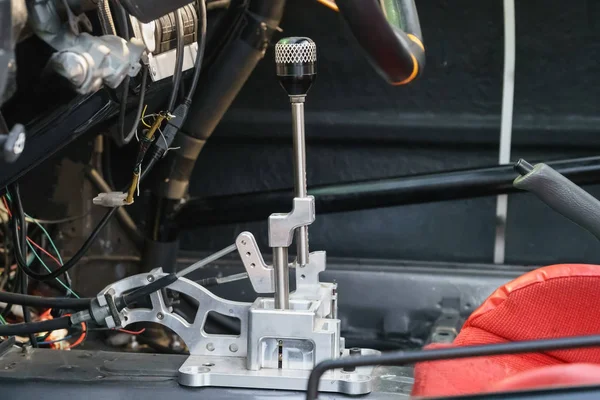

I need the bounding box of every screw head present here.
[206,343,215,352]
[147,275,155,282]
[156,312,164,320]
[229,343,239,353]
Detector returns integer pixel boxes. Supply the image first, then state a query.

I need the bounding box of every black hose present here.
[306,334,600,400]
[0,291,91,310]
[168,8,185,112]
[337,0,425,85]
[0,316,71,336]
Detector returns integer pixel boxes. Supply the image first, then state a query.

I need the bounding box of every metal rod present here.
[175,156,600,229]
[291,97,309,266]
[273,246,289,309]
[176,244,237,278]
[306,333,600,400]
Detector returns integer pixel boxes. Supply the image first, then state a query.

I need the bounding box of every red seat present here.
[412,264,600,397]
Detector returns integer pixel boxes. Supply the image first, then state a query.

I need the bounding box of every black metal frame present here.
[174,156,600,230]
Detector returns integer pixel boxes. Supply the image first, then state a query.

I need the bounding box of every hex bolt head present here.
[343,348,362,372]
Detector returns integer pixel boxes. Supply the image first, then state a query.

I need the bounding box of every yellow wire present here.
[141,105,152,128]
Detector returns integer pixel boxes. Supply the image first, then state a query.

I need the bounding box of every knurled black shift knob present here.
[275,37,317,96]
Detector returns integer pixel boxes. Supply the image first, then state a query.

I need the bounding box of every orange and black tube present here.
[336,0,425,85]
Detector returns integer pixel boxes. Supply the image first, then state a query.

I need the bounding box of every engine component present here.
[26,0,144,94]
[120,0,195,24]
[0,0,27,104]
[130,4,199,82]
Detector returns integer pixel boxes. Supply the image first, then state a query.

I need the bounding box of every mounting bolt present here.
[206,343,215,352]
[147,275,155,282]
[229,343,239,353]
[343,348,361,372]
[156,312,164,320]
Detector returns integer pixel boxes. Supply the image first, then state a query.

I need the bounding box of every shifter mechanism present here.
[270,37,318,309]
[77,36,379,397]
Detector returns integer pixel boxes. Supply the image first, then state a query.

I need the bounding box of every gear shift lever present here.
[275,37,317,269]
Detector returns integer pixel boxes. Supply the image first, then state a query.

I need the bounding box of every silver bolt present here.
[229,343,239,353]
[206,343,215,352]
[53,52,88,87]
[147,275,155,282]
[151,66,157,76]
[156,312,164,320]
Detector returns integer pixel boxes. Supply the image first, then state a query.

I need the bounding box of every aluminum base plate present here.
[178,349,379,395]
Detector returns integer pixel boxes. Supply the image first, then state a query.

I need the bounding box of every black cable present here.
[167,8,185,112]
[20,272,37,347]
[184,0,207,106]
[15,158,160,282]
[119,66,149,145]
[116,273,177,310]
[306,334,600,400]
[141,0,208,169]
[0,291,90,310]
[1,268,20,319]
[111,1,148,145]
[7,184,37,347]
[0,316,71,336]
[102,137,117,190]
[16,208,117,282]
[118,76,131,142]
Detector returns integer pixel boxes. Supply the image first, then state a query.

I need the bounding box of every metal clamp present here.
[236,232,274,293]
[268,196,315,248]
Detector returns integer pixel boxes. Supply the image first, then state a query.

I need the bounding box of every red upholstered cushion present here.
[411,264,600,398]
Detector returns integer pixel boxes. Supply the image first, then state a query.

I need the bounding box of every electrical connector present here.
[93,192,128,207]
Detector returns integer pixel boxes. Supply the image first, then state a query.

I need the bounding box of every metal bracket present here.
[268,196,315,248]
[179,348,379,395]
[236,232,274,293]
[61,0,92,35]
[98,269,251,357]
[96,238,373,396]
[294,251,326,296]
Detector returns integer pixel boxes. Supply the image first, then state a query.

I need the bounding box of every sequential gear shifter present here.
[79,37,379,396]
[270,37,318,309]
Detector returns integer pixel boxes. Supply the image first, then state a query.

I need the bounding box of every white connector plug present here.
[93,192,129,207]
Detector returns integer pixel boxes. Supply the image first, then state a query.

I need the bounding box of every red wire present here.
[118,328,146,335]
[3,195,63,267]
[26,237,62,266]
[68,322,87,349]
